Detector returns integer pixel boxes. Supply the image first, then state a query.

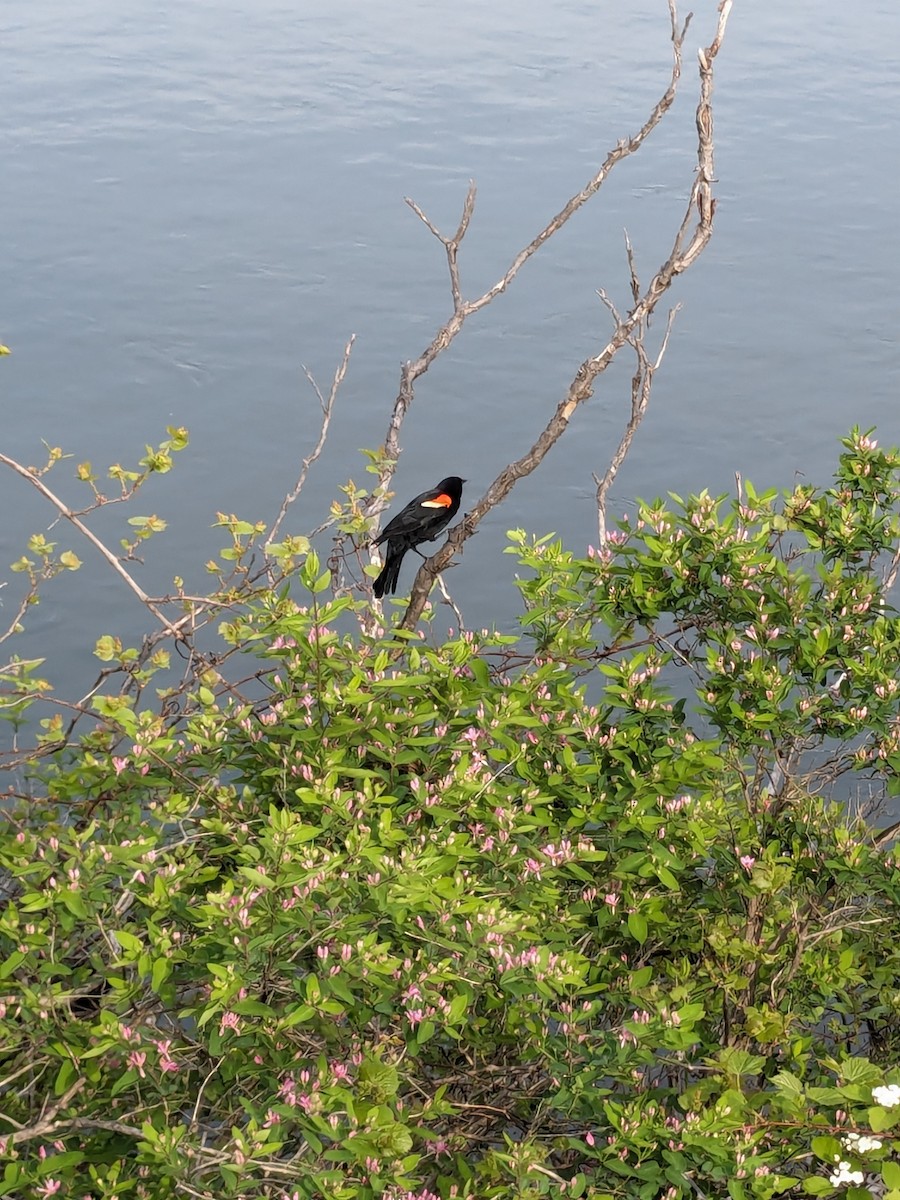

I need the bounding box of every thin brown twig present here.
[0,580,42,647]
[267,335,356,551]
[594,303,681,546]
[433,571,466,632]
[406,183,476,311]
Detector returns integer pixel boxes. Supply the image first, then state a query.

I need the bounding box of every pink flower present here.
[739,855,756,872]
[112,757,128,775]
[604,893,620,909]
[585,1131,595,1146]
[127,1050,147,1078]
[37,1182,61,1198]
[219,1011,241,1036]
[156,1039,179,1073]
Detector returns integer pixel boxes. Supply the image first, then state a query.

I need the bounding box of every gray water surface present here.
[2,0,899,704]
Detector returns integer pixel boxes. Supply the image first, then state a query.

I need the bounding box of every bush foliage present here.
[3,431,900,1199]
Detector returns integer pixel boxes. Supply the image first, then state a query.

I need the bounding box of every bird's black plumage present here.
[372,476,466,598]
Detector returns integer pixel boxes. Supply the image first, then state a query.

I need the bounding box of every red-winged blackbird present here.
[372,475,466,598]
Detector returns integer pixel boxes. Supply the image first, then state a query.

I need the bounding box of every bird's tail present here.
[373,544,405,598]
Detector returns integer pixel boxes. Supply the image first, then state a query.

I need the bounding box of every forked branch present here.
[267,334,356,552]
[368,0,693,514]
[397,0,733,631]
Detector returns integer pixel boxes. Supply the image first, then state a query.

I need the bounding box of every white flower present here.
[843,1131,883,1154]
[828,1160,865,1187]
[872,1083,900,1108]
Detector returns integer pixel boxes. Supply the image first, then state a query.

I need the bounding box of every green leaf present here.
[94,634,121,662]
[655,865,680,890]
[447,993,469,1023]
[112,929,144,956]
[111,1068,138,1097]
[627,912,648,944]
[0,950,26,979]
[416,1019,436,1044]
[151,957,170,993]
[238,866,275,889]
[811,1135,842,1164]
[53,1058,78,1096]
[883,1163,900,1189]
[281,1004,315,1028]
[772,1070,804,1099]
[60,888,87,917]
[840,1058,882,1085]
[376,1124,413,1156]
[360,1059,399,1097]
[869,1106,897,1133]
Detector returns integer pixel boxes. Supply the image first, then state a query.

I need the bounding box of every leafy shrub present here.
[3,431,900,1199]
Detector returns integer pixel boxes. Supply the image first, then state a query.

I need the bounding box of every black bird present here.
[372,476,466,598]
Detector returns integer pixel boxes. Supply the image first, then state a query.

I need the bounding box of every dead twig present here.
[398,0,733,632]
[267,335,355,553]
[594,302,681,546]
[368,0,693,520]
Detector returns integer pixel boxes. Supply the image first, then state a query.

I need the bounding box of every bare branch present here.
[397,2,732,631]
[0,579,40,646]
[7,1113,144,1145]
[370,1,692,507]
[267,334,355,551]
[624,229,641,307]
[882,541,900,596]
[594,304,681,546]
[433,571,466,633]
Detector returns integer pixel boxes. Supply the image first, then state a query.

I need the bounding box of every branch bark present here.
[593,301,681,547]
[368,0,692,517]
[397,0,733,632]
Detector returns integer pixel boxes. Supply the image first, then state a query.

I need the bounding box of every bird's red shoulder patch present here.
[421,493,453,508]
